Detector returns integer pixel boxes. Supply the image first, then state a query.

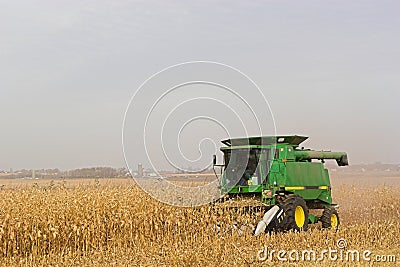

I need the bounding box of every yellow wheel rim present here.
[295,206,305,228]
[331,214,338,229]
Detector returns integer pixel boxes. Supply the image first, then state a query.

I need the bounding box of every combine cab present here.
[213,135,348,234]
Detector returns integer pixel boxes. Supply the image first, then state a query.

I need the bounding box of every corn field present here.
[0,177,399,266]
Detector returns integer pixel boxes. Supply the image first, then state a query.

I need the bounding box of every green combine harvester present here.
[212,135,348,234]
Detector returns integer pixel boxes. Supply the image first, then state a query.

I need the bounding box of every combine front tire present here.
[321,207,340,230]
[278,194,309,232]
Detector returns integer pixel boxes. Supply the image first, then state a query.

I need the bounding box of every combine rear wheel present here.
[321,207,340,230]
[278,194,309,232]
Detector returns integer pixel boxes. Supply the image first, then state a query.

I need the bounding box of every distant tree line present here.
[0,167,129,179]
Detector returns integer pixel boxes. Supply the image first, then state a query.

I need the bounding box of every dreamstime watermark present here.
[257,238,397,263]
[122,61,276,206]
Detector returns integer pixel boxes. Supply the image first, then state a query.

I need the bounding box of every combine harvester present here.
[212,136,348,235]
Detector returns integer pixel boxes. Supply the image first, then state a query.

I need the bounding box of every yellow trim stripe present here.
[285,186,331,191]
[285,186,305,190]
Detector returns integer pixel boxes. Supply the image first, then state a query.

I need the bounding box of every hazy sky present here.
[1,0,399,170]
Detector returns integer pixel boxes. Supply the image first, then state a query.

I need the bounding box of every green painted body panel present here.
[308,214,321,224]
[284,162,330,200]
[285,162,329,187]
[228,185,263,193]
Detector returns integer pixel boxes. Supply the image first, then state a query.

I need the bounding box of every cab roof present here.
[221,135,308,147]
